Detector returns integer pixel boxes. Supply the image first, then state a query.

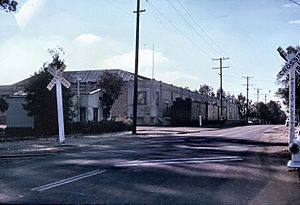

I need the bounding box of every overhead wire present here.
[289,0,300,6]
[162,0,241,91]
[145,0,265,96]
[166,0,224,57]
[174,0,228,57]
[106,0,135,19]
[172,0,246,78]
[144,1,173,33]
[145,0,214,58]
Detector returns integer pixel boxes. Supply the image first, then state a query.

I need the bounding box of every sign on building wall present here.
[137,91,147,105]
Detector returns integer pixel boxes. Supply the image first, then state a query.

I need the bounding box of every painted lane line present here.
[116,158,243,166]
[124,156,239,164]
[115,156,242,167]
[31,169,106,192]
[128,156,240,163]
[31,170,101,191]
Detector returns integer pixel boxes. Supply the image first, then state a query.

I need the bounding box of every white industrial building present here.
[0,69,239,131]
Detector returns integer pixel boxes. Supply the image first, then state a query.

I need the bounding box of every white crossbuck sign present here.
[46,62,71,144]
[47,64,71,91]
[277,47,300,169]
[277,47,300,79]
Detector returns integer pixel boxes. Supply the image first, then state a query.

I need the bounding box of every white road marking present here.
[204,129,247,137]
[201,127,265,137]
[115,156,242,167]
[31,169,106,192]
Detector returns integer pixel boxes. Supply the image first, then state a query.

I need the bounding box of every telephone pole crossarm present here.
[254,88,263,103]
[242,76,254,124]
[212,57,230,127]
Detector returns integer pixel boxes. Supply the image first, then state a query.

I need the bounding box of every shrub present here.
[68,120,132,135]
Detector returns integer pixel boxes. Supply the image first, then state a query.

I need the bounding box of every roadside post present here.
[277,47,300,169]
[46,59,71,144]
[199,115,202,127]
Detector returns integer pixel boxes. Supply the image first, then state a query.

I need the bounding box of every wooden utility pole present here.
[254,88,263,103]
[132,0,145,134]
[264,94,267,104]
[212,57,229,126]
[242,76,253,123]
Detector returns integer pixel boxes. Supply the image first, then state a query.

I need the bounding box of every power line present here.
[174,0,229,57]
[173,0,247,77]
[166,0,224,56]
[146,0,246,79]
[146,2,172,32]
[146,0,213,58]
[106,0,135,19]
[254,88,263,103]
[289,0,300,6]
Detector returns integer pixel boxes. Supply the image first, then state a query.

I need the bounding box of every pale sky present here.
[0,0,299,103]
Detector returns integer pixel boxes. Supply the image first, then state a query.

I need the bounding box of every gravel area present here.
[0,131,132,157]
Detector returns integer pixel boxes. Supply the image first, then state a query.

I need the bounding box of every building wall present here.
[6,96,34,128]
[79,92,103,122]
[122,79,239,125]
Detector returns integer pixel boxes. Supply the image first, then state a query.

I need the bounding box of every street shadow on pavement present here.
[1,130,298,204]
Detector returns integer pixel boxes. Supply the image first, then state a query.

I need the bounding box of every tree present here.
[97,71,124,120]
[23,49,73,135]
[248,100,257,119]
[216,88,226,99]
[235,93,246,119]
[256,102,270,124]
[199,84,214,96]
[255,101,286,124]
[0,98,8,113]
[266,101,286,124]
[0,0,17,12]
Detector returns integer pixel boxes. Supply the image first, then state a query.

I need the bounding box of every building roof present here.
[11,69,150,87]
[63,69,150,84]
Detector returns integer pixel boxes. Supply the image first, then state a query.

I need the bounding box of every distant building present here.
[0,69,239,131]
[5,96,34,135]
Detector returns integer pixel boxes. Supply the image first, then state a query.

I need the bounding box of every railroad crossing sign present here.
[46,61,70,144]
[47,63,71,91]
[278,47,300,169]
[277,47,300,79]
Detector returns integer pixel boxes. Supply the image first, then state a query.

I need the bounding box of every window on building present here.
[80,107,87,122]
[93,108,99,122]
[156,91,159,105]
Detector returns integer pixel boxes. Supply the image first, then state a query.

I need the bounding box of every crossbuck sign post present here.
[47,62,71,144]
[277,47,300,168]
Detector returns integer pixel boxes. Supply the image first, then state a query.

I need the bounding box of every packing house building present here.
[0,69,239,131]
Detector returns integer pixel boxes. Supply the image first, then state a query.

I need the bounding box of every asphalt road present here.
[0,125,297,204]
